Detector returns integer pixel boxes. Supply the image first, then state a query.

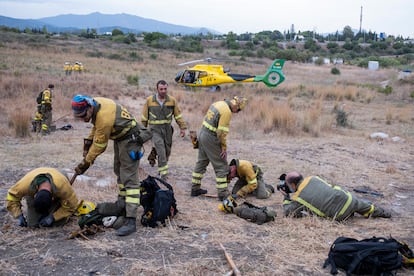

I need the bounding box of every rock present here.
[369,132,389,140]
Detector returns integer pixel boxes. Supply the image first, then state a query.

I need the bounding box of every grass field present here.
[1,32,413,275]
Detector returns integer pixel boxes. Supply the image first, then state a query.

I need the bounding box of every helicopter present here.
[174,58,285,91]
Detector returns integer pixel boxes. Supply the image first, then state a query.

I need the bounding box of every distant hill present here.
[0,12,219,35]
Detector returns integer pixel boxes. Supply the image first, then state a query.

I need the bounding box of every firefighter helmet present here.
[231,96,247,111]
[75,200,96,216]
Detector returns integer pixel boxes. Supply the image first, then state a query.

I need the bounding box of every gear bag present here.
[233,201,276,225]
[36,91,43,104]
[323,236,414,275]
[140,175,178,228]
[78,210,104,229]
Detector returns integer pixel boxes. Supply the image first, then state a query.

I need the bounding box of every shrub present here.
[378,85,393,95]
[335,109,348,127]
[331,67,341,75]
[11,111,31,138]
[127,75,139,86]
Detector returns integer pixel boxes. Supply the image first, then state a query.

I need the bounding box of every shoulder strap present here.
[151,176,173,191]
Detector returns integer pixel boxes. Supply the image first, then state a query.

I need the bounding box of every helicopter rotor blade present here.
[178,57,218,66]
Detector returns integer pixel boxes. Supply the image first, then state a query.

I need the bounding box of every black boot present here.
[191,188,207,197]
[116,217,136,236]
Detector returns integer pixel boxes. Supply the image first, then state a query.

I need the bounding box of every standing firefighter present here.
[141,80,187,181]
[35,84,54,135]
[6,167,79,228]
[64,62,72,75]
[190,96,247,200]
[228,159,274,199]
[71,95,152,236]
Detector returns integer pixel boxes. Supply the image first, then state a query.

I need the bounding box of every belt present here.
[116,127,143,145]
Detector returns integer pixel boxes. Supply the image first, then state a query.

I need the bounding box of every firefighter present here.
[228,159,274,199]
[6,167,79,228]
[71,95,152,236]
[39,84,54,135]
[190,96,247,200]
[141,80,187,181]
[280,171,392,221]
[73,61,83,73]
[31,111,43,133]
[64,62,72,75]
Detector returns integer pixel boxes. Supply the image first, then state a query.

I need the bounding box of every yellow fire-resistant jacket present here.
[233,159,259,196]
[85,97,138,164]
[201,100,232,150]
[6,167,79,221]
[141,94,187,130]
[64,63,72,72]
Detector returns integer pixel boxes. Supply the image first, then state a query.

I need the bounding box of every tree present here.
[343,26,354,41]
[112,29,124,36]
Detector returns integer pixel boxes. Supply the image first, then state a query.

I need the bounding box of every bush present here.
[335,109,348,127]
[127,75,139,86]
[378,85,393,95]
[331,67,341,75]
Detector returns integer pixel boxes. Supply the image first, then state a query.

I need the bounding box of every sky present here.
[1,0,413,38]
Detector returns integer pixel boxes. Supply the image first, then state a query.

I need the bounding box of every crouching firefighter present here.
[71,95,152,236]
[6,167,79,228]
[228,159,274,199]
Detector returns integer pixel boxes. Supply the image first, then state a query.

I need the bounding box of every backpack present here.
[323,236,412,275]
[140,175,178,228]
[78,210,104,229]
[36,91,43,104]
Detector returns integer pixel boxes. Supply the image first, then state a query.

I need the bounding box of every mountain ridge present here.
[0,12,219,35]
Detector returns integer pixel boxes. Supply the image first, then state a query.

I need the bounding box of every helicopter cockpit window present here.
[183,71,195,83]
[198,71,207,78]
[175,71,184,83]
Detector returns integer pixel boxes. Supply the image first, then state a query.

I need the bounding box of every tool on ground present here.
[219,242,241,276]
[67,224,104,240]
[52,113,71,124]
[353,188,384,197]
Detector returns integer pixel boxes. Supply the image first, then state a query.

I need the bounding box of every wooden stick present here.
[219,242,241,276]
[202,194,218,198]
[70,173,78,185]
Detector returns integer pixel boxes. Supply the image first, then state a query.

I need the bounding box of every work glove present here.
[75,159,91,175]
[39,214,54,227]
[83,139,93,157]
[17,214,27,227]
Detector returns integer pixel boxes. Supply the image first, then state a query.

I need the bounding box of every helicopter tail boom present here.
[254,59,285,87]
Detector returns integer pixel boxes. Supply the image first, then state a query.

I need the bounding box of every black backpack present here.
[78,210,104,229]
[36,91,43,104]
[140,175,178,228]
[323,236,408,275]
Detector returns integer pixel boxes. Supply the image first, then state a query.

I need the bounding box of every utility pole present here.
[359,6,363,34]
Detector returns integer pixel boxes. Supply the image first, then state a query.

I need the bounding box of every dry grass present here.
[0,32,414,275]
